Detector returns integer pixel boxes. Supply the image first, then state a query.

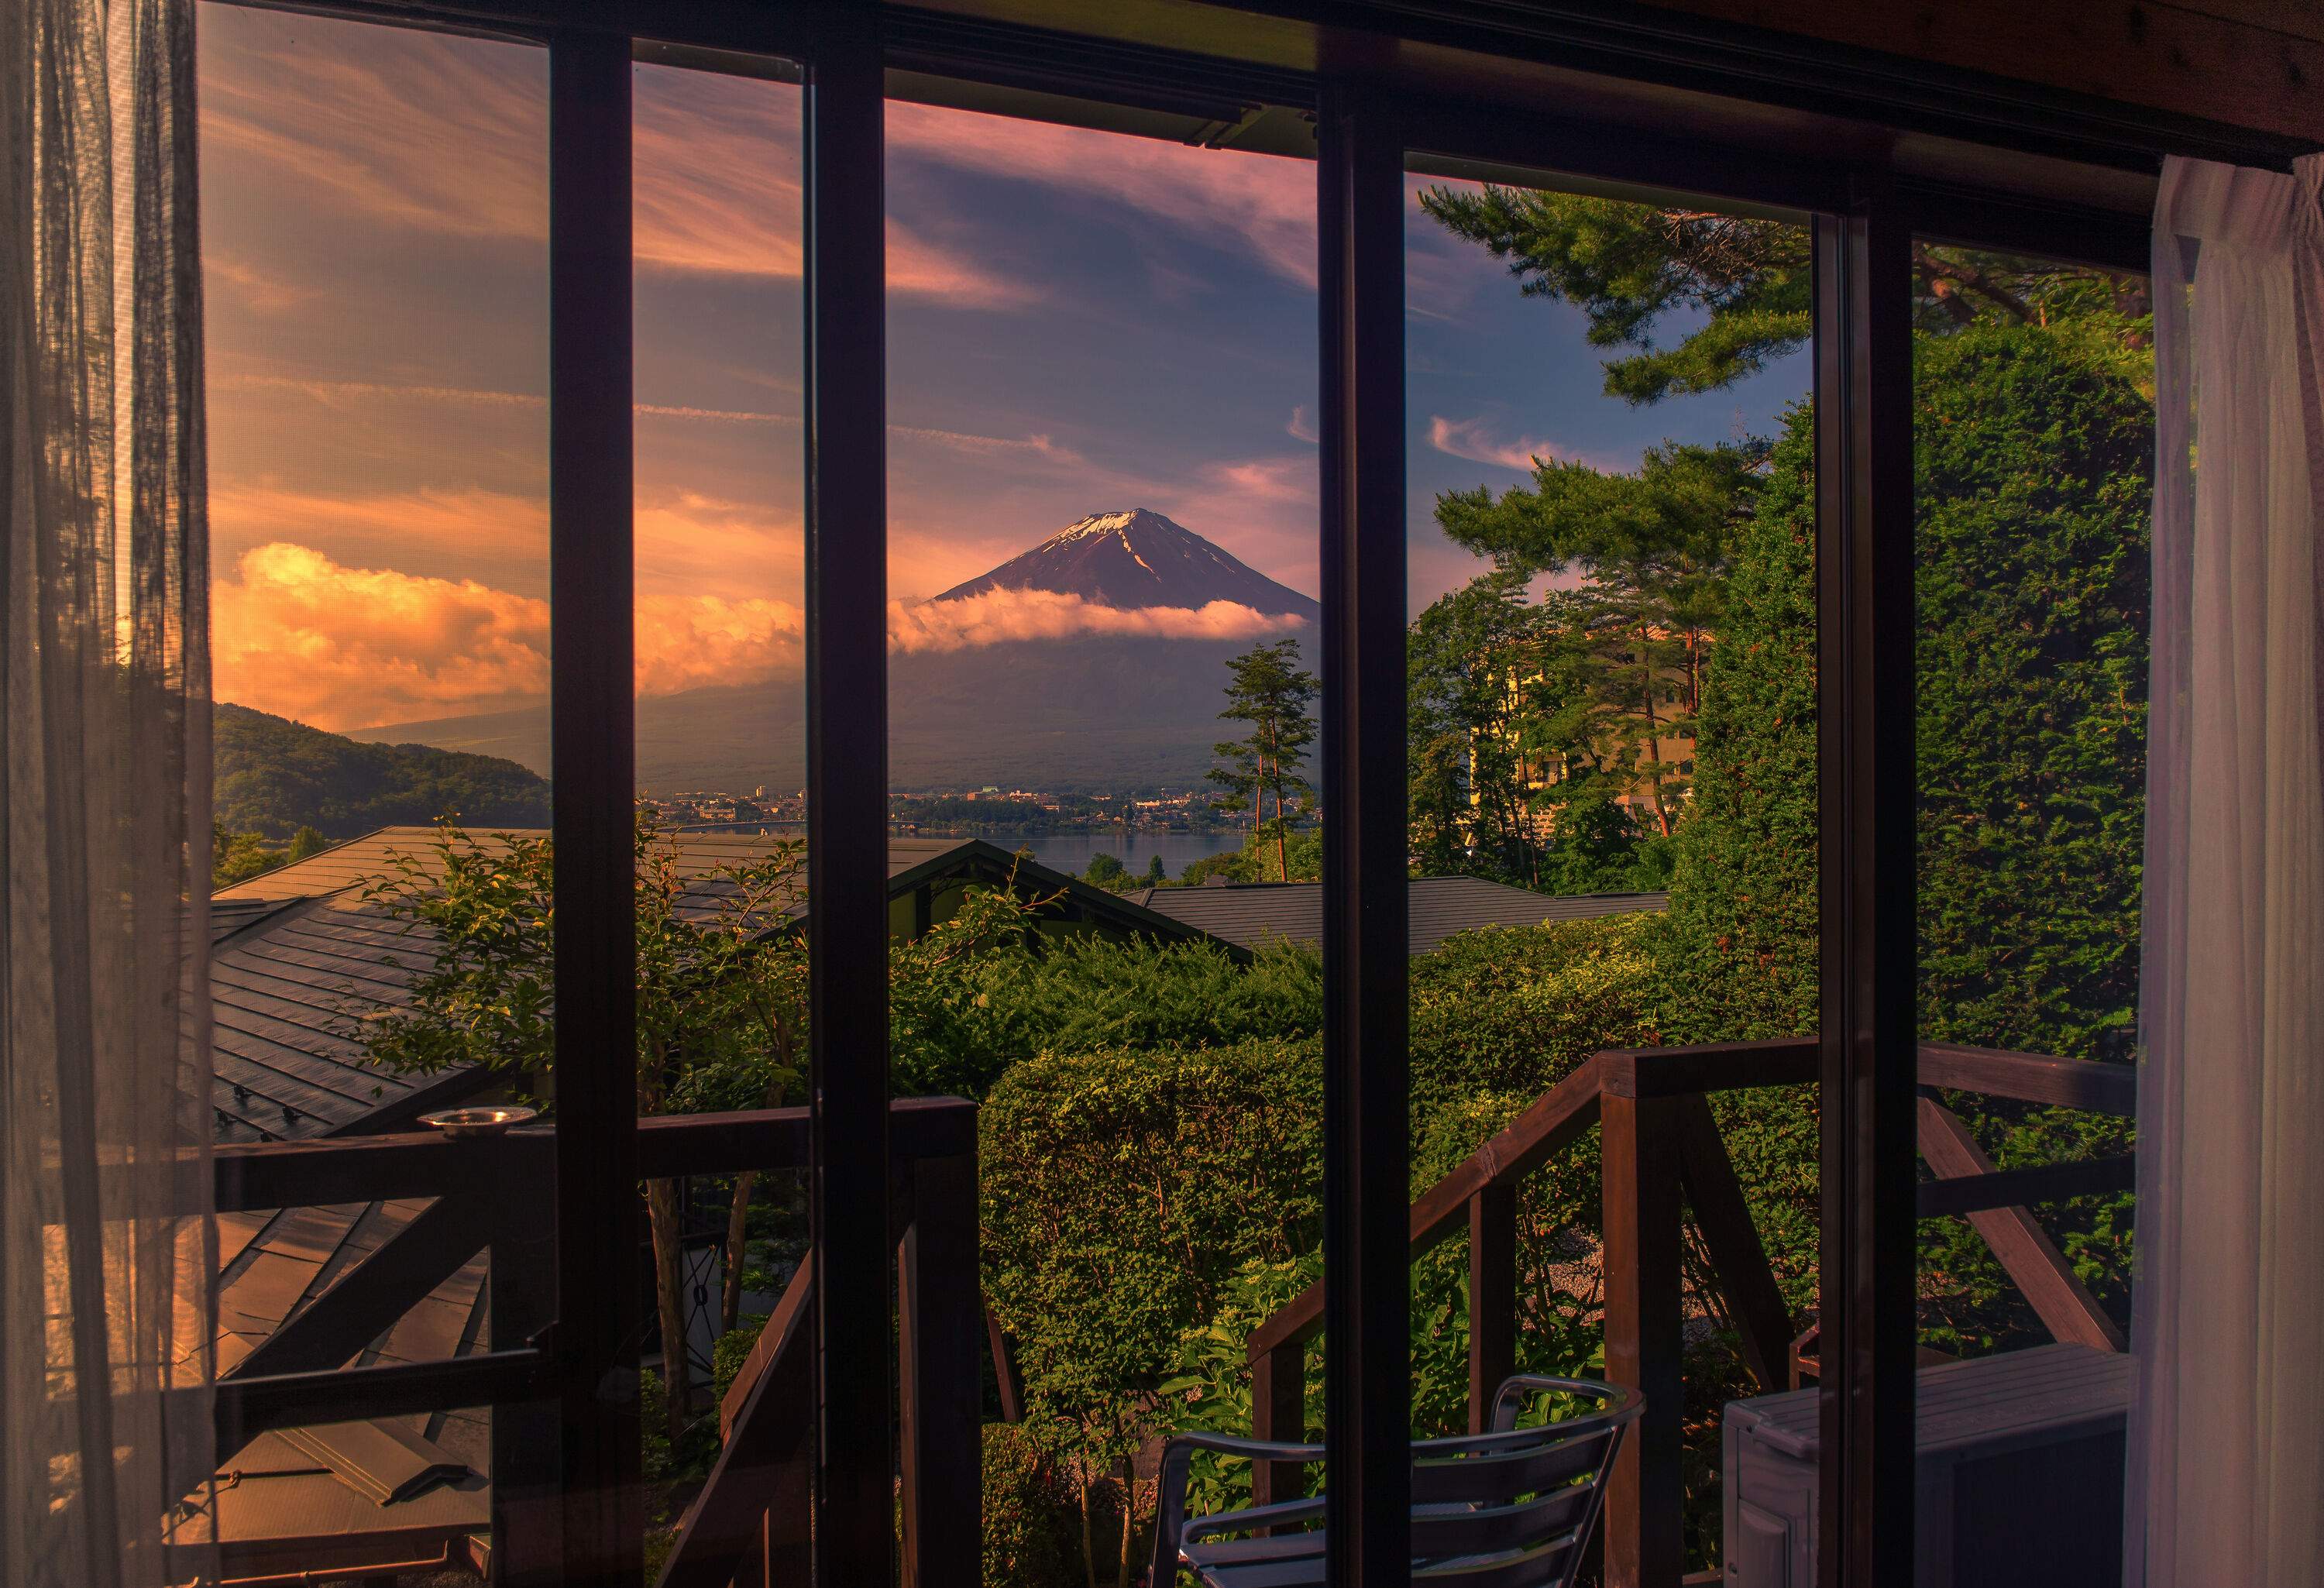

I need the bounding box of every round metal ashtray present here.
[418,1105,538,1139]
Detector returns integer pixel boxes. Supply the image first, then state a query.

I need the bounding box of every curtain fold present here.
[2130,153,2324,1588]
[2,2,215,1586]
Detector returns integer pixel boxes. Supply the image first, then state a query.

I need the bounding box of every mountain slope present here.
[346,510,1315,792]
[934,508,1318,618]
[217,703,551,837]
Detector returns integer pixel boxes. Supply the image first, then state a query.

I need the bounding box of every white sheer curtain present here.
[2129,153,2324,1588]
[2,2,215,1586]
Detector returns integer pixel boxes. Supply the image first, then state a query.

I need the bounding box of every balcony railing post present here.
[493,1193,562,1586]
[1249,1338,1306,1511]
[898,1150,981,1588]
[1466,1184,1517,1435]
[1600,1086,1686,1588]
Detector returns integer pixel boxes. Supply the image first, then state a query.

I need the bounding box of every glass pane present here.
[1911,245,2150,1576]
[1404,160,1817,1582]
[627,53,811,1568]
[885,93,1323,1577]
[198,6,556,1579]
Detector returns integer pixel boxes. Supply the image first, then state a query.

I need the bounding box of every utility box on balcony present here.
[1721,1342,2133,1588]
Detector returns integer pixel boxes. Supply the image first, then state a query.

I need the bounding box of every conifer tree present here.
[1208,641,1318,882]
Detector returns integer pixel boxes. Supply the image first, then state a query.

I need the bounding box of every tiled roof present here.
[206,827,1219,1146]
[208,897,494,1146]
[1129,875,1667,957]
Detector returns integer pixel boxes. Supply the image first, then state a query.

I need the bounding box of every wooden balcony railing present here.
[1243,1038,2137,1588]
[206,1096,982,1588]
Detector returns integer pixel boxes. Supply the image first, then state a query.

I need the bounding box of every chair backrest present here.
[1406,1376,1642,1588]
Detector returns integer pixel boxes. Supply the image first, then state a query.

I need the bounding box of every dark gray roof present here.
[207,827,1220,1146]
[174,1199,493,1576]
[1129,876,1667,957]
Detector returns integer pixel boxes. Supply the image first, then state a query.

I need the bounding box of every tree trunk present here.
[646,1177,694,1449]
[1636,617,1672,838]
[1116,1460,1138,1588]
[720,1169,756,1333]
[1078,1473,1100,1588]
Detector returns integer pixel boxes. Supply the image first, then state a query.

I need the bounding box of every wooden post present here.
[1601,1091,1686,1588]
[1671,1095,1797,1394]
[1467,1184,1517,1434]
[899,1153,982,1588]
[1915,1098,2125,1351]
[1248,1339,1305,1511]
[492,1194,561,1587]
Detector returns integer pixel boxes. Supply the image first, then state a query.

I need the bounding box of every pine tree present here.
[1208,641,1318,882]
[1433,442,1757,835]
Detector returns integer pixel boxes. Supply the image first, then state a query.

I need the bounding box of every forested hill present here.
[216,703,551,838]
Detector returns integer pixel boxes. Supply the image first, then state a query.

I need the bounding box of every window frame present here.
[194,3,2174,1583]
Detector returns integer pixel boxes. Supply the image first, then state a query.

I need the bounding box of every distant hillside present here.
[216,703,552,837]
[353,634,1259,794]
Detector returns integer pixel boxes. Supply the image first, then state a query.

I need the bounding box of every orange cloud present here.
[886,588,1307,654]
[634,593,805,696]
[217,541,813,729]
[214,543,551,730]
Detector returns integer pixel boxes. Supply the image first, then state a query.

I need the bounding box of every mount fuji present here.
[348,511,1317,792]
[936,508,1319,620]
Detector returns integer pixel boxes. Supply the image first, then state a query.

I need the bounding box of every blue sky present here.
[198,5,1806,734]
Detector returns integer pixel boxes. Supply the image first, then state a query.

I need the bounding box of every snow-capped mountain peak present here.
[933,509,1319,619]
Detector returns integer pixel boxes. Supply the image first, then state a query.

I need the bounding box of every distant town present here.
[636,785,1248,836]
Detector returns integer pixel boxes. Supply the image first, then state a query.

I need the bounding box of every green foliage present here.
[211,820,280,889]
[981,1040,1325,1473]
[214,701,549,838]
[1409,916,1666,1116]
[286,824,328,863]
[1208,641,1318,881]
[1429,443,1757,844]
[1415,187,2150,403]
[1144,854,1166,886]
[981,1423,1092,1588]
[891,931,1320,1100]
[1082,851,1131,890]
[1912,327,2151,1064]
[1174,825,1321,885]
[1659,401,1821,1047]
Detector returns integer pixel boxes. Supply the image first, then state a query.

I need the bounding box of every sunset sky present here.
[198,5,1807,738]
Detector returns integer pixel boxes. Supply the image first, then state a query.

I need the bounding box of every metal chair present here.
[1148,1374,1643,1587]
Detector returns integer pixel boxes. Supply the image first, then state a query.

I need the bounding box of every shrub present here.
[1410,915,1665,1115]
[982,1423,1088,1588]
[892,936,1322,1100]
[981,1039,1324,1477]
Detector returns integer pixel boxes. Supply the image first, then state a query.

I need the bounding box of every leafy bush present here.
[1410,916,1665,1115]
[982,1038,1325,1480]
[893,936,1322,1099]
[982,1423,1090,1588]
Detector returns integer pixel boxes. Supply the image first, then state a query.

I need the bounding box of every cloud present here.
[1287,404,1318,444]
[205,254,318,314]
[201,19,1023,308]
[215,541,810,729]
[885,101,1316,289]
[209,483,548,568]
[634,593,804,696]
[214,542,551,730]
[889,425,1085,465]
[1426,414,1569,473]
[200,26,550,240]
[211,373,545,411]
[1203,457,1315,507]
[887,588,1307,655]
